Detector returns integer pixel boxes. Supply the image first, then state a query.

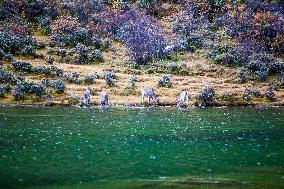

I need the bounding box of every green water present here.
[0,107,283,189]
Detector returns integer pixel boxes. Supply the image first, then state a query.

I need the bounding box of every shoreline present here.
[0,102,283,109]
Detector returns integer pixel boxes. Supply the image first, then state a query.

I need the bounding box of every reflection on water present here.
[0,107,283,189]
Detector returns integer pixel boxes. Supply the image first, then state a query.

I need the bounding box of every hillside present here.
[0,0,283,107]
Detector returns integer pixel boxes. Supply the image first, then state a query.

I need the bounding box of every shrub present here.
[247,60,263,71]
[265,86,276,101]
[129,74,138,88]
[51,16,91,46]
[208,44,249,66]
[4,53,14,62]
[73,44,90,64]
[38,16,52,34]
[51,15,80,35]
[198,86,215,105]
[56,48,67,57]
[0,49,4,60]
[0,84,10,98]
[253,12,283,51]
[36,41,46,49]
[237,67,251,83]
[65,72,80,84]
[86,8,122,36]
[71,27,90,45]
[21,45,36,56]
[269,61,284,74]
[30,84,45,97]
[256,68,269,82]
[0,31,33,54]
[91,50,104,63]
[32,66,52,75]
[23,0,48,21]
[103,38,112,50]
[45,56,55,64]
[41,78,51,87]
[92,35,103,49]
[186,35,205,49]
[53,80,65,93]
[271,34,284,54]
[84,74,96,84]
[220,91,235,102]
[158,75,172,88]
[12,80,44,98]
[51,66,64,76]
[12,61,33,73]
[277,72,284,86]
[242,88,262,101]
[0,0,21,20]
[118,9,169,65]
[8,20,32,36]
[0,68,18,84]
[12,84,25,100]
[104,71,117,87]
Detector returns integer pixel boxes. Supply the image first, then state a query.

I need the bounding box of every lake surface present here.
[0,106,283,189]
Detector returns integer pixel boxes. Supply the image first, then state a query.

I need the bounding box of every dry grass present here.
[2,44,283,106]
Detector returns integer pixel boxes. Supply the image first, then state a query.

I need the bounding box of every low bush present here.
[21,45,36,56]
[208,44,249,66]
[265,86,276,101]
[0,0,21,20]
[242,88,262,101]
[104,71,117,87]
[219,91,235,102]
[51,66,64,76]
[92,35,103,49]
[65,72,80,84]
[4,54,14,62]
[0,68,18,84]
[198,86,215,105]
[103,38,112,50]
[51,15,80,35]
[158,75,172,88]
[52,79,65,93]
[237,67,251,83]
[84,74,96,84]
[277,72,284,86]
[30,84,45,97]
[12,84,25,100]
[12,61,33,73]
[33,66,52,75]
[56,48,67,57]
[186,35,205,49]
[129,74,138,88]
[256,68,269,82]
[0,84,10,97]
[91,50,104,63]
[0,49,5,60]
[247,60,263,71]
[45,56,55,64]
[38,16,52,34]
[0,31,35,54]
[41,78,51,87]
[50,15,94,47]
[12,80,45,99]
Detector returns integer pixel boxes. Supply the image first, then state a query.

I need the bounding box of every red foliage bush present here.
[51,15,80,35]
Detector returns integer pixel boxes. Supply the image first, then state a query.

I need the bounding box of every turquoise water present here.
[0,106,283,189]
